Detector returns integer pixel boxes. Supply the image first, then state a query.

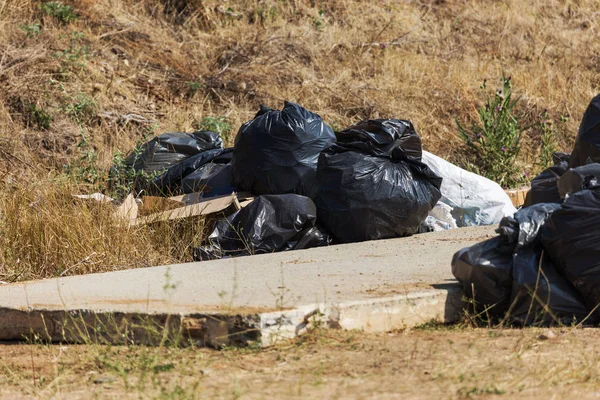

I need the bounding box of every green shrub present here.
[26,103,52,130]
[41,1,78,23]
[19,23,41,37]
[194,115,233,143]
[457,75,532,188]
[62,93,97,124]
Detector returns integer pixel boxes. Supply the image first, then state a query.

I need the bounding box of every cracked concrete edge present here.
[259,284,463,346]
[0,285,463,348]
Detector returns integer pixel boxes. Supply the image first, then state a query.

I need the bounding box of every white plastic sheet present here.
[422,151,517,227]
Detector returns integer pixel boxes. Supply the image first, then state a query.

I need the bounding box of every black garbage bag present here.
[146,148,232,196]
[451,236,514,318]
[336,119,423,161]
[570,94,600,168]
[124,131,223,173]
[556,163,600,200]
[193,194,328,261]
[231,102,336,198]
[506,203,590,325]
[542,187,600,312]
[110,131,224,196]
[510,248,590,326]
[523,152,570,207]
[182,163,233,197]
[452,203,591,325]
[315,120,442,243]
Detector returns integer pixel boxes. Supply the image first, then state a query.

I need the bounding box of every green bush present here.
[457,75,532,188]
[194,116,233,143]
[41,1,78,23]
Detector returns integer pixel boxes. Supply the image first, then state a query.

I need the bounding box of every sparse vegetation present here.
[457,76,531,188]
[195,115,233,143]
[41,1,79,23]
[2,328,600,398]
[19,23,41,37]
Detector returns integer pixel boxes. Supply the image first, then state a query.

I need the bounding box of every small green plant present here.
[23,103,52,130]
[19,23,41,37]
[41,1,78,23]
[108,142,163,199]
[457,75,532,188]
[312,9,326,30]
[53,45,89,75]
[61,93,97,124]
[186,81,203,97]
[195,116,233,143]
[63,133,101,186]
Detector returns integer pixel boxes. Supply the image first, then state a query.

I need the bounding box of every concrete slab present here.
[0,226,496,347]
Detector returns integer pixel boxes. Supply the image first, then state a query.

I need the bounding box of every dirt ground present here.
[1,327,600,399]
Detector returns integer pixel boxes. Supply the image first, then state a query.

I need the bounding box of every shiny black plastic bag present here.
[336,119,422,161]
[182,162,233,197]
[111,131,224,196]
[452,203,591,325]
[147,148,231,196]
[451,236,514,318]
[510,247,590,326]
[231,102,336,198]
[523,152,570,207]
[124,131,223,173]
[315,120,442,243]
[507,204,590,325]
[556,163,600,200]
[570,94,600,168]
[542,187,600,311]
[194,194,327,261]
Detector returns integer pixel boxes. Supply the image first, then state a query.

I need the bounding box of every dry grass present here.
[0,0,599,280]
[0,180,209,282]
[2,327,600,399]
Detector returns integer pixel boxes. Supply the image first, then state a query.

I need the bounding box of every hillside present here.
[0,0,598,280]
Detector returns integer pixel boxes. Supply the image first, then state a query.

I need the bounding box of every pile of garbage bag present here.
[112,101,518,261]
[315,119,442,243]
[453,94,600,326]
[525,94,600,207]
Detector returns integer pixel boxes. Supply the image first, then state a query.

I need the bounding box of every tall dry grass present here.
[0,0,599,281]
[0,179,209,281]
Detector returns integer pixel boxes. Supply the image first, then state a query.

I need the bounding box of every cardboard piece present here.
[115,193,138,225]
[169,191,254,206]
[138,196,184,216]
[505,187,529,208]
[133,193,253,226]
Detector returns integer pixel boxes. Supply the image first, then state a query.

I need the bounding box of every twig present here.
[0,0,6,18]
[99,111,156,125]
[60,252,98,276]
[98,27,133,40]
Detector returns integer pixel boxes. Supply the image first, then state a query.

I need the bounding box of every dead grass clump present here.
[0,179,208,282]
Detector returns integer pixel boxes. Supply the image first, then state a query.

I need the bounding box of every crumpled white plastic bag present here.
[422,151,517,227]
